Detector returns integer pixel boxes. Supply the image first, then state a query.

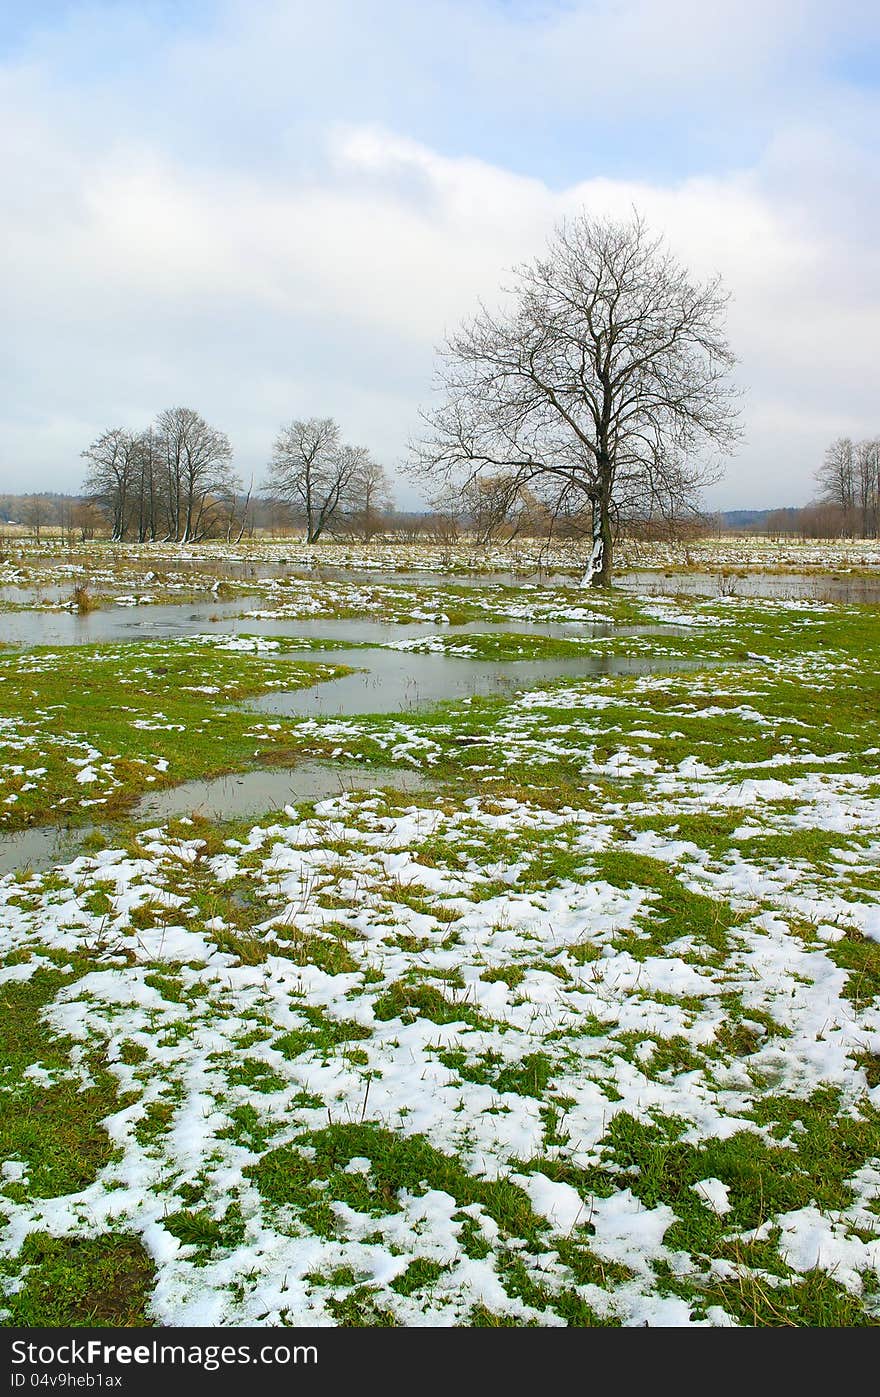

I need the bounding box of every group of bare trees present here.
[82,409,395,544]
[813,437,880,538]
[77,211,742,580]
[264,418,392,543]
[82,408,242,543]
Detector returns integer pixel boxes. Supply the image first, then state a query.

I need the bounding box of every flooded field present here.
[1,537,879,1328]
[244,646,705,718]
[617,569,880,604]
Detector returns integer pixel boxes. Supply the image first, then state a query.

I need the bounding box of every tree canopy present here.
[412,210,741,584]
[263,417,389,543]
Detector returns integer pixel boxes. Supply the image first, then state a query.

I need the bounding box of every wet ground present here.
[0,587,714,867]
[244,646,703,718]
[133,762,436,823]
[616,569,880,604]
[0,764,438,873]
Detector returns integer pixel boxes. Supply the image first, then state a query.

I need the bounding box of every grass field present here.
[1,540,878,1326]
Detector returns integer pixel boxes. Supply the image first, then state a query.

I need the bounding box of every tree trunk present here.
[593,487,614,587]
[583,477,614,588]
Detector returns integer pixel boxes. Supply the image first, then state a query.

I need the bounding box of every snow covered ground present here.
[0,548,878,1327]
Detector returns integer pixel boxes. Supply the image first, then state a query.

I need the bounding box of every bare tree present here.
[81,428,140,540]
[798,501,849,539]
[765,508,802,538]
[155,407,235,543]
[815,437,855,534]
[82,411,235,542]
[854,438,879,539]
[264,418,362,543]
[412,211,741,586]
[23,494,52,540]
[345,453,394,540]
[219,476,255,543]
[459,471,527,544]
[71,500,104,542]
[131,427,160,541]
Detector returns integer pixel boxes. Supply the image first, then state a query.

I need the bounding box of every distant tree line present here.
[0,492,105,542]
[812,436,879,538]
[755,437,880,540]
[79,410,397,543]
[46,421,880,549]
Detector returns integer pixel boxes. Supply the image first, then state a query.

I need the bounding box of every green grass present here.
[0,967,122,1197]
[0,636,353,830]
[275,1004,372,1061]
[250,1122,546,1243]
[3,563,880,1326]
[437,1048,555,1098]
[2,1232,155,1326]
[372,979,488,1029]
[162,1204,247,1263]
[596,850,738,959]
[824,931,880,1007]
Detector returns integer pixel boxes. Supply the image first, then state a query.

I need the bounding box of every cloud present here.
[1,0,879,509]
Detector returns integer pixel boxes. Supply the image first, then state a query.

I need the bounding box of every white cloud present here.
[1,1,878,509]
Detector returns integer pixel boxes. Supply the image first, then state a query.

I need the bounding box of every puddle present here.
[0,604,615,649]
[0,825,92,876]
[245,647,705,718]
[238,616,612,643]
[134,762,435,822]
[0,595,702,873]
[0,584,72,604]
[617,570,880,604]
[0,595,702,724]
[0,764,437,875]
[0,599,249,646]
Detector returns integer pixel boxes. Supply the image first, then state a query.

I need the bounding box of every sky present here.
[1,0,879,511]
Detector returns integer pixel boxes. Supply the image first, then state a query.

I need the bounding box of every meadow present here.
[0,537,878,1327]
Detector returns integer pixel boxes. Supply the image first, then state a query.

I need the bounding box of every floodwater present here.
[0,594,703,720]
[134,762,435,823]
[0,598,247,646]
[270,562,880,602]
[0,583,71,603]
[616,570,880,604]
[0,825,92,876]
[0,587,701,871]
[0,602,611,648]
[244,646,704,719]
[0,603,620,649]
[0,764,436,874]
[0,597,698,651]
[122,556,581,587]
[276,564,880,601]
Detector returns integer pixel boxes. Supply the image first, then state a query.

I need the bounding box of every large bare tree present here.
[155,406,235,543]
[412,211,741,585]
[816,437,855,518]
[264,418,365,543]
[855,438,879,539]
[82,427,140,541]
